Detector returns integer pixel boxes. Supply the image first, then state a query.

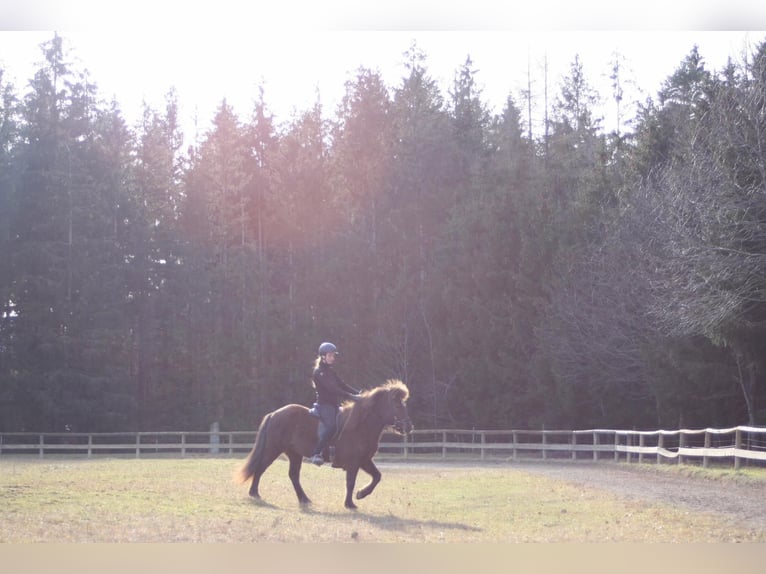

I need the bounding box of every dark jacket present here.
[312,361,359,406]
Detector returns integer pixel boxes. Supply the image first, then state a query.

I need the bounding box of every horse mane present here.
[340,379,409,433]
[367,378,409,401]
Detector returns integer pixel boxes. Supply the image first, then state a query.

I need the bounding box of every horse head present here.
[378,379,413,435]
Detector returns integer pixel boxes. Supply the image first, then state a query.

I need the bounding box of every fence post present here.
[703,430,711,469]
[88,435,93,459]
[639,434,645,464]
[571,432,577,461]
[442,431,447,460]
[735,428,742,470]
[209,422,220,455]
[512,431,517,461]
[593,432,598,461]
[657,433,663,465]
[678,432,684,466]
[39,434,44,459]
[541,431,547,461]
[480,431,486,462]
[181,433,186,458]
[614,432,619,462]
[135,433,141,458]
[405,432,410,459]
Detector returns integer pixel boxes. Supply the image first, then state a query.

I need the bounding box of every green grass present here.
[0,457,763,542]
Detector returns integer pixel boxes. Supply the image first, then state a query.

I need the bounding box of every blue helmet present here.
[318,342,338,355]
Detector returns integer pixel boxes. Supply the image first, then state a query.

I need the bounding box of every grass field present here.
[0,456,763,542]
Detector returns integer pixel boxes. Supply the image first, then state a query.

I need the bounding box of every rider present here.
[308,341,361,466]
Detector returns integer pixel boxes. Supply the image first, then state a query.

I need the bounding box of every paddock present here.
[1,456,764,543]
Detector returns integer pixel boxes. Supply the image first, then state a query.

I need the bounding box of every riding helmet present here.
[318,341,338,355]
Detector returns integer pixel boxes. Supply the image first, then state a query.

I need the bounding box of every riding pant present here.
[311,403,339,457]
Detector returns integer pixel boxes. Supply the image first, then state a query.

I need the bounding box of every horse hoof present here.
[345,502,358,510]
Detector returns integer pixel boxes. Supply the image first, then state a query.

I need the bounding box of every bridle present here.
[367,395,412,434]
[391,408,413,434]
[393,414,412,434]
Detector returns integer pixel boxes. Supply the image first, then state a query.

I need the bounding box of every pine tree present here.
[9,34,141,430]
[128,91,186,428]
[0,66,22,430]
[330,67,393,373]
[381,43,453,421]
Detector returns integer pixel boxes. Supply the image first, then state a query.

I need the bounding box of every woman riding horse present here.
[307,342,361,466]
[239,377,412,509]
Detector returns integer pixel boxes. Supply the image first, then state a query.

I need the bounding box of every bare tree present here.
[639,50,766,424]
[538,218,662,424]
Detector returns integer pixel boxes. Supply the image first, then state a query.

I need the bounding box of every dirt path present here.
[384,459,766,533]
[507,460,766,532]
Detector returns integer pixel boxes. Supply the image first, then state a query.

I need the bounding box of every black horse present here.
[239,379,413,509]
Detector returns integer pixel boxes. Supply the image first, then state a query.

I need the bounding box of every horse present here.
[238,379,413,509]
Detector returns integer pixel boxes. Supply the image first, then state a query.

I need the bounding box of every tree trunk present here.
[735,352,757,426]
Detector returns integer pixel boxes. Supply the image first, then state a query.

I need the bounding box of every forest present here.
[1,34,766,433]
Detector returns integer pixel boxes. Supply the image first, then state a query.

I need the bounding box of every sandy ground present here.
[384,459,766,533]
[504,460,766,532]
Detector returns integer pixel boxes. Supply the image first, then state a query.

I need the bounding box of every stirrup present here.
[308,403,321,418]
[308,454,324,466]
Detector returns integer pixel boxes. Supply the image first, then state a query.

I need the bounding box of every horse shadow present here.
[246,497,280,510]
[299,506,483,534]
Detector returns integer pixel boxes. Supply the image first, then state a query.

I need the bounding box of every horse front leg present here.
[287,452,311,505]
[344,465,360,510]
[356,459,381,501]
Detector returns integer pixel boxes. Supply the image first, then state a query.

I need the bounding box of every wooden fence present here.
[1,426,764,468]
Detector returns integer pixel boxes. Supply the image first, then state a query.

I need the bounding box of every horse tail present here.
[238,412,272,484]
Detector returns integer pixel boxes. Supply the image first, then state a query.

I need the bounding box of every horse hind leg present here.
[248,453,279,499]
[249,463,266,498]
[287,452,311,505]
[356,459,381,501]
[242,413,277,500]
[247,447,281,499]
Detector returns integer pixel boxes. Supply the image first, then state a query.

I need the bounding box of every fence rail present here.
[1,426,765,468]
[0,431,258,458]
